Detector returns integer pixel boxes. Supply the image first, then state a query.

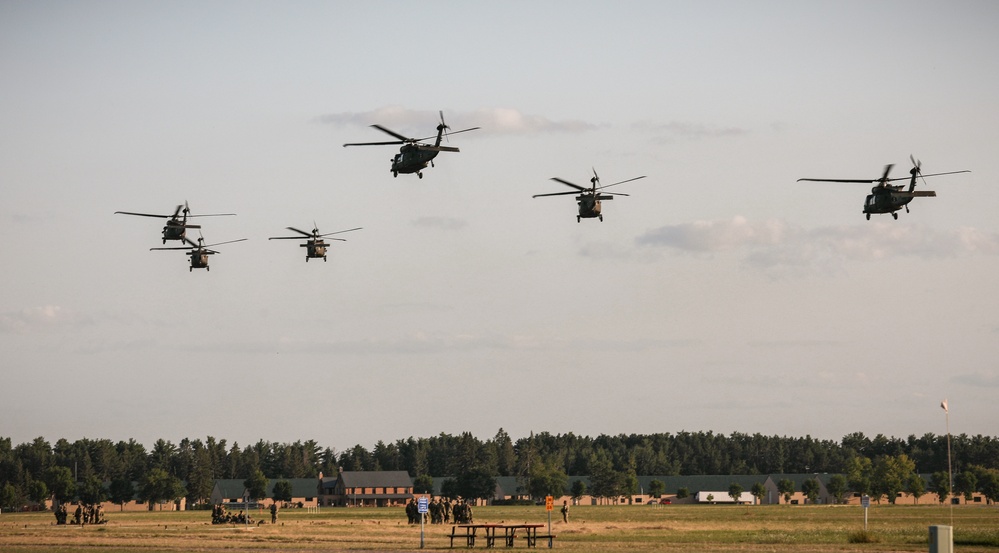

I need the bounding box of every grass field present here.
[0,504,996,552]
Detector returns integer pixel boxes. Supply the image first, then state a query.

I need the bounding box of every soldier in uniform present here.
[73,504,82,525]
[270,502,278,524]
[561,500,569,523]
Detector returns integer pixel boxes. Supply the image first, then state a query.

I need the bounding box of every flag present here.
[941,399,948,413]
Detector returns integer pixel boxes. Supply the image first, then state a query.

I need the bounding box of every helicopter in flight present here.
[343,111,479,178]
[268,224,362,262]
[150,235,247,272]
[115,201,235,243]
[533,169,646,222]
[798,156,970,220]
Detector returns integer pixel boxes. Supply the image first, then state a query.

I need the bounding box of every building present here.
[320,471,413,507]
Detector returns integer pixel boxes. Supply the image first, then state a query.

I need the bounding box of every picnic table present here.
[450,523,502,547]
[449,523,553,548]
[501,524,547,547]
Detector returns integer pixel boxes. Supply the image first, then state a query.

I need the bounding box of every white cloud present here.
[952,370,999,388]
[634,120,750,142]
[636,218,999,271]
[411,216,467,231]
[0,305,80,333]
[316,106,601,135]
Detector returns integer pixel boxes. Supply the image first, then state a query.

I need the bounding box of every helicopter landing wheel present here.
[324,257,327,262]
[206,266,209,271]
[866,213,870,220]
[418,172,423,179]
[189,267,193,272]
[577,216,581,223]
[892,212,898,220]
[306,257,309,262]
[599,215,603,222]
[393,172,398,178]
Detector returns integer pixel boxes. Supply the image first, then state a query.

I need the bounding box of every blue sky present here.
[2,1,997,452]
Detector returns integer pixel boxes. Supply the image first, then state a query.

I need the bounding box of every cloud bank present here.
[317,107,601,135]
[636,217,999,270]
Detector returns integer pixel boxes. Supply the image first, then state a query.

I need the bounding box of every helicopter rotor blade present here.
[913,170,971,179]
[797,178,879,184]
[201,238,248,248]
[114,211,172,218]
[597,175,646,190]
[319,227,362,237]
[343,140,405,147]
[550,177,587,191]
[370,124,411,142]
[533,190,583,198]
[417,145,460,153]
[286,226,313,237]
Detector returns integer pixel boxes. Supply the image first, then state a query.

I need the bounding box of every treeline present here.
[1,430,997,509]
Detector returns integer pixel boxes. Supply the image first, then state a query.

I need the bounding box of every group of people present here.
[53,503,105,525]
[404,497,474,525]
[211,503,253,525]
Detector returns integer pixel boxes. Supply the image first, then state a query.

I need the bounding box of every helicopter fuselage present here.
[863,186,912,216]
[576,194,613,222]
[391,145,437,176]
[189,250,211,271]
[302,239,328,262]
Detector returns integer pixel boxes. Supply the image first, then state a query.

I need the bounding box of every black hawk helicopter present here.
[150,235,247,272]
[533,169,646,222]
[268,224,362,262]
[798,156,969,220]
[343,111,479,178]
[114,201,236,243]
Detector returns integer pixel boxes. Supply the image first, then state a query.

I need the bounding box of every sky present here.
[2,1,998,455]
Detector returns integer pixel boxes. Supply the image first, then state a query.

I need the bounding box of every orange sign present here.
[545,495,553,511]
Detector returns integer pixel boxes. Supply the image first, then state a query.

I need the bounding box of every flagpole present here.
[942,399,953,528]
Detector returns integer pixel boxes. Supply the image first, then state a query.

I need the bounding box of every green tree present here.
[801,478,820,504]
[272,480,293,503]
[140,467,185,510]
[589,455,622,500]
[570,479,586,502]
[978,470,999,505]
[648,479,665,499]
[777,478,795,504]
[27,479,48,506]
[413,474,434,495]
[728,482,744,504]
[527,463,568,500]
[826,474,848,504]
[872,454,916,504]
[77,475,107,505]
[440,478,460,499]
[676,487,689,500]
[108,478,135,511]
[244,469,269,501]
[750,482,766,504]
[0,482,21,512]
[43,465,75,503]
[929,471,951,504]
[845,456,873,498]
[905,474,926,504]
[954,471,978,503]
[456,466,496,501]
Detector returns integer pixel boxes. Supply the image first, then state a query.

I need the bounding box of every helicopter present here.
[798,156,970,220]
[150,235,247,272]
[343,111,479,178]
[115,201,236,243]
[533,169,646,222]
[268,224,362,262]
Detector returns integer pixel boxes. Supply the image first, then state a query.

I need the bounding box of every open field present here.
[1,504,997,552]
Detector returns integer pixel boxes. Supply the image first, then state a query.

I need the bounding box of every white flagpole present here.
[942,399,953,527]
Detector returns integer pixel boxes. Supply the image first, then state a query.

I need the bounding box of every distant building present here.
[320,470,413,507]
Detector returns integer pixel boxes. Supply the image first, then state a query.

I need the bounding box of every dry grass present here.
[0,504,996,552]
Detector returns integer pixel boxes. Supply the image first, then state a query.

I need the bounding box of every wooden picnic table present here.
[450,523,502,548]
[501,524,546,547]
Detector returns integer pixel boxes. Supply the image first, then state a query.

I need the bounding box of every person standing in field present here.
[561,500,569,523]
